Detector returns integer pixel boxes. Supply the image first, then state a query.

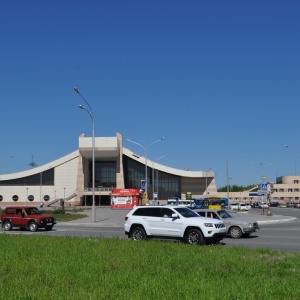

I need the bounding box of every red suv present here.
[1,206,56,232]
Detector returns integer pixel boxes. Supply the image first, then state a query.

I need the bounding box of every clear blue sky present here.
[1,1,300,188]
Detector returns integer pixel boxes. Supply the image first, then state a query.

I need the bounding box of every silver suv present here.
[196,209,259,239]
[124,205,226,245]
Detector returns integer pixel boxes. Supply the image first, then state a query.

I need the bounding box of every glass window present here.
[133,207,161,217]
[93,161,116,188]
[197,211,206,217]
[6,208,15,214]
[0,168,54,186]
[174,207,199,218]
[161,208,174,218]
[123,155,181,198]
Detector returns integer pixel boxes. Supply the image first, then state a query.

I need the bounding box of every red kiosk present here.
[110,188,140,210]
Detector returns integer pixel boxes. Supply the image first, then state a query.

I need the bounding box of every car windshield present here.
[217,210,233,219]
[173,207,200,218]
[25,208,41,215]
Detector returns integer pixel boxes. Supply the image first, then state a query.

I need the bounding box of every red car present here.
[1,206,56,232]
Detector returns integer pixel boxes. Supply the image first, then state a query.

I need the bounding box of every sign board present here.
[257,190,267,195]
[261,183,268,190]
[186,192,192,200]
[249,192,258,196]
[141,180,146,191]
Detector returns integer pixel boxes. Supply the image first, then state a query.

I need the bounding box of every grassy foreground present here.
[0,235,300,300]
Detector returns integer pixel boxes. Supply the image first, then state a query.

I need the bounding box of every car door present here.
[12,208,24,227]
[142,207,165,236]
[144,207,183,237]
[158,207,184,237]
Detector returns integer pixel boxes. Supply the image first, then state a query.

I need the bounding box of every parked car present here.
[251,202,259,208]
[124,205,226,245]
[238,203,250,211]
[196,209,259,239]
[270,201,280,207]
[286,202,296,208]
[1,206,56,232]
[293,203,300,208]
[259,202,268,209]
[229,203,239,211]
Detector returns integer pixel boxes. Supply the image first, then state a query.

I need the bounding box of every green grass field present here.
[0,235,299,300]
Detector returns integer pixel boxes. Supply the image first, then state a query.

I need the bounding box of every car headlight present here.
[248,223,253,227]
[204,223,214,227]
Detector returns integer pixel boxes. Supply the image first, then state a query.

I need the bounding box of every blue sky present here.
[1,1,300,188]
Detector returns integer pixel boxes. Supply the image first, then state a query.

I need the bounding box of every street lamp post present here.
[226,160,231,209]
[127,137,165,203]
[252,161,275,215]
[284,145,300,175]
[152,155,167,204]
[260,162,275,180]
[74,87,96,222]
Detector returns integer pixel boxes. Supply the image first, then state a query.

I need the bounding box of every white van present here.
[167,197,181,205]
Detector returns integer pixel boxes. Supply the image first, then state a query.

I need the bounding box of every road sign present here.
[261,183,268,190]
[141,180,146,191]
[257,189,267,195]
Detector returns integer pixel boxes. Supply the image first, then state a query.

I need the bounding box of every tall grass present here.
[0,235,299,299]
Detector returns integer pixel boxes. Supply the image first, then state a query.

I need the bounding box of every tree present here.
[217,184,257,192]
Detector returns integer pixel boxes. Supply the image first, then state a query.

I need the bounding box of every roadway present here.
[1,207,299,252]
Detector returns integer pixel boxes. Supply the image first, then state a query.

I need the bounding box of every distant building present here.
[218,176,300,204]
[0,133,217,206]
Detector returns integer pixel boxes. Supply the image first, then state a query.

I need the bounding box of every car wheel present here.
[29,222,38,232]
[184,229,204,245]
[45,225,53,231]
[131,227,146,241]
[3,221,12,231]
[229,226,242,239]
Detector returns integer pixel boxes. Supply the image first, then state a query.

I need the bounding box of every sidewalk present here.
[58,207,298,227]
[230,210,298,225]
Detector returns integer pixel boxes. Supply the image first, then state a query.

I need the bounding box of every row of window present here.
[0,195,51,202]
[273,189,300,192]
[0,168,55,186]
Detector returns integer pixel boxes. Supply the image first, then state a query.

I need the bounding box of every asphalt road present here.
[1,207,299,252]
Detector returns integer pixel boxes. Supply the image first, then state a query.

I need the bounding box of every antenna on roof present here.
[29,155,38,169]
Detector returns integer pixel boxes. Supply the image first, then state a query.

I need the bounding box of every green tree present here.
[217,184,257,192]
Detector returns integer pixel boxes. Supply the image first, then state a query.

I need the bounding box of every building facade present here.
[0,133,217,207]
[218,176,300,205]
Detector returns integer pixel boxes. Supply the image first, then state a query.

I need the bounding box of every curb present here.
[257,217,297,225]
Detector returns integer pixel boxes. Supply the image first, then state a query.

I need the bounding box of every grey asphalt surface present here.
[58,207,298,227]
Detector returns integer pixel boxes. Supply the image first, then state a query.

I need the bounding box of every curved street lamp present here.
[152,155,167,204]
[127,137,165,203]
[74,87,96,223]
[251,161,275,182]
[284,145,300,175]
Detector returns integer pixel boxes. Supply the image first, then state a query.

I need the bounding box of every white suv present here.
[124,205,226,245]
